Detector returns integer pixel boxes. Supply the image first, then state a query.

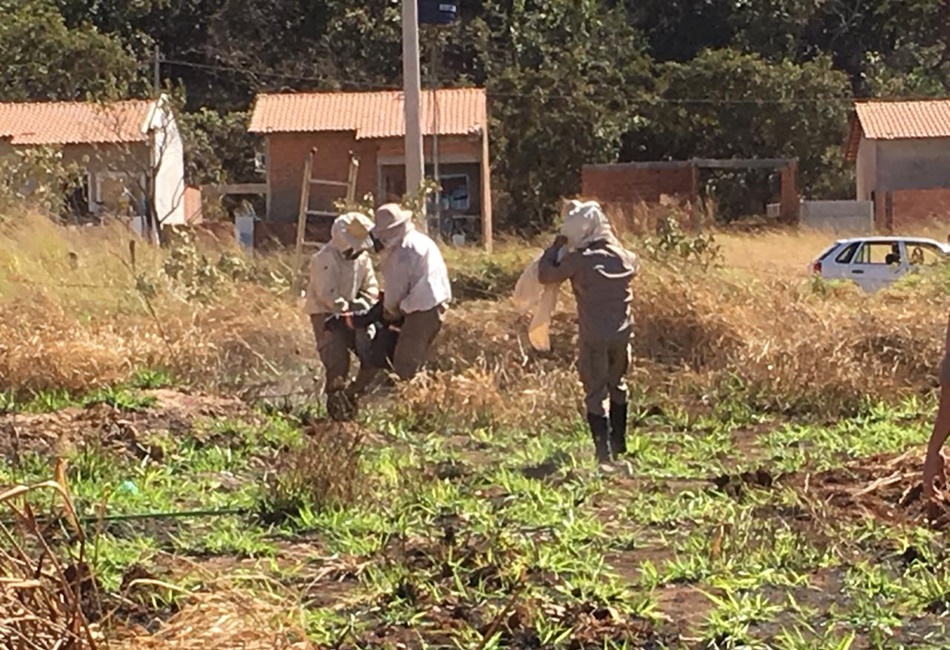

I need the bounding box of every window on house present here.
[93,172,146,216]
[438,174,470,211]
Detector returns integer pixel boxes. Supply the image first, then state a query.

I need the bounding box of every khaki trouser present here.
[310,314,374,394]
[578,337,630,417]
[391,304,447,380]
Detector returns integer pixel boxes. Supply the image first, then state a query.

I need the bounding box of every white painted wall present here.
[855,136,877,201]
[149,97,186,226]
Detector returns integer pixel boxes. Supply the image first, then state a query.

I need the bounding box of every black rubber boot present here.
[609,402,628,457]
[586,413,612,463]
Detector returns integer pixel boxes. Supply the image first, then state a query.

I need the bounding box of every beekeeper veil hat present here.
[330,212,374,254]
[559,200,615,250]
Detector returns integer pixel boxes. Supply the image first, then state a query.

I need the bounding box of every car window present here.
[908,243,944,266]
[854,242,902,265]
[835,243,859,264]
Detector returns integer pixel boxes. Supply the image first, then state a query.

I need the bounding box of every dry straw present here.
[1,208,947,416]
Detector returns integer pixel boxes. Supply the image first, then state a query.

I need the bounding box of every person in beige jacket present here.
[305,213,379,417]
[538,200,639,464]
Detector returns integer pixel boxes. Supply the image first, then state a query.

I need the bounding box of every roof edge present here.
[844,111,863,162]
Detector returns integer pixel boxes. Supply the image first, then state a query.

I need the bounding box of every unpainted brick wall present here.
[267,132,378,226]
[581,164,695,204]
[875,188,950,231]
[377,135,481,159]
[266,133,484,242]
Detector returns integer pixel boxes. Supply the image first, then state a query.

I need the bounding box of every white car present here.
[811,236,950,292]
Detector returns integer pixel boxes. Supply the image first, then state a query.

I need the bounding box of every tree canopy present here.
[2,0,948,227]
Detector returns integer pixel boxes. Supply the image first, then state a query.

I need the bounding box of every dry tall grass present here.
[1,209,947,417]
[4,209,950,649]
[434,241,947,418]
[0,212,310,394]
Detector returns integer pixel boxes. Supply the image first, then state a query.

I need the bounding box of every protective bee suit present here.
[536,200,639,463]
[305,213,379,415]
[322,203,452,383]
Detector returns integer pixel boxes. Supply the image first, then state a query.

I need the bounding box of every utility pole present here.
[429,39,442,240]
[402,0,426,233]
[153,45,161,96]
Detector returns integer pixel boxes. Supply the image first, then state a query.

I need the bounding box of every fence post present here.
[885,192,894,233]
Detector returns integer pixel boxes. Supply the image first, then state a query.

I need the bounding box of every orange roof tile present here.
[0,100,154,146]
[854,99,950,140]
[248,88,487,140]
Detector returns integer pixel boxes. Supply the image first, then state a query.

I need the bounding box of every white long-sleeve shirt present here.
[380,229,452,317]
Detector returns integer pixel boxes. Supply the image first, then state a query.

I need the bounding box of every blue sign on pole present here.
[419,0,458,25]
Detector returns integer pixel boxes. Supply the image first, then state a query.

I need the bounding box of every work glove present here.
[324,299,385,332]
[543,234,569,266]
[350,297,372,312]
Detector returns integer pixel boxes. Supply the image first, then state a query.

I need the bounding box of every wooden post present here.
[294,149,316,291]
[346,154,360,205]
[689,160,700,232]
[779,160,799,225]
[885,191,894,232]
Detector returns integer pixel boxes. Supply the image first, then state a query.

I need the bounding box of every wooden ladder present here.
[293,148,360,289]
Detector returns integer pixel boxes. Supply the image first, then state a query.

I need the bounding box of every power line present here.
[161,58,857,105]
[0,56,915,106]
[160,58,402,92]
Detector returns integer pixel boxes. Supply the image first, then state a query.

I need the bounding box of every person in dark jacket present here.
[538,200,639,463]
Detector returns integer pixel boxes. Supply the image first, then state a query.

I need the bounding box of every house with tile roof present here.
[248,88,491,245]
[0,94,188,226]
[847,99,950,229]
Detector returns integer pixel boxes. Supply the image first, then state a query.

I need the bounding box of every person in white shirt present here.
[370,203,452,380]
[304,212,379,417]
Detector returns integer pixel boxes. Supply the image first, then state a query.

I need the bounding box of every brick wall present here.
[376,134,481,159]
[266,132,378,228]
[581,163,696,204]
[875,188,950,231]
[267,132,484,242]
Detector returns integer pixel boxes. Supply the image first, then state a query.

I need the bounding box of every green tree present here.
[0,0,144,102]
[177,108,259,185]
[622,0,736,63]
[629,49,852,218]
[452,0,653,230]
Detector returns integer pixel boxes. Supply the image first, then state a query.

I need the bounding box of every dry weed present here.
[394,364,581,433]
[0,474,98,650]
[0,211,309,394]
[260,421,368,522]
[2,207,949,417]
[114,581,311,650]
